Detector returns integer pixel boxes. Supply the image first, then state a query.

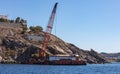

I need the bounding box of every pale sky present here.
[0,0,120,53]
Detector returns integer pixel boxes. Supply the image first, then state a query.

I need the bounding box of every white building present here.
[0,15,8,19]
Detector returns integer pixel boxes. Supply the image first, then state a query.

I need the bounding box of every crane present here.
[39,2,58,61]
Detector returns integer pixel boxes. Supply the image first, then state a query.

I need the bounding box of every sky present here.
[0,0,120,53]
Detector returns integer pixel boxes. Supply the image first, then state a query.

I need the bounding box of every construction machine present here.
[24,2,86,65]
[39,3,58,62]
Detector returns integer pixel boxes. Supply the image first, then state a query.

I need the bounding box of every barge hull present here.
[22,60,86,65]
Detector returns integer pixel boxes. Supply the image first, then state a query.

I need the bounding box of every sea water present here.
[0,62,120,74]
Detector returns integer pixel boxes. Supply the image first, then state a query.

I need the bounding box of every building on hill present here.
[0,22,24,34]
[0,15,8,19]
[0,22,22,28]
[0,15,28,34]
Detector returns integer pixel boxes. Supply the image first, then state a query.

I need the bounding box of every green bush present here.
[29,26,43,33]
[0,18,8,22]
[15,17,20,23]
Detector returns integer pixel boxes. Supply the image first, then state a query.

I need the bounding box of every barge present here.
[22,55,87,65]
[20,3,87,65]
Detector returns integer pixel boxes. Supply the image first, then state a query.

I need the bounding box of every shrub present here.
[29,26,43,33]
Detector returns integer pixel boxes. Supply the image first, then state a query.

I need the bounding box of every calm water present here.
[0,63,120,74]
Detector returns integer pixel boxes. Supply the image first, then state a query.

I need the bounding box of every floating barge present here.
[47,60,86,65]
[21,55,87,65]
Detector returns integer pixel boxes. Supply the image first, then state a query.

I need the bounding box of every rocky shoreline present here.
[0,22,110,64]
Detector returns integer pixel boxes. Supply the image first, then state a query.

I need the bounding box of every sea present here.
[0,62,120,74]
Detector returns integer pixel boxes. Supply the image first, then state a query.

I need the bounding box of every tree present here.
[35,26,43,31]
[29,26,43,33]
[21,25,28,34]
[29,26,34,31]
[23,25,28,31]
[9,20,14,23]
[0,18,8,22]
[15,17,20,23]
[20,18,24,23]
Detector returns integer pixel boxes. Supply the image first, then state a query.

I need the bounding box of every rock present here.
[0,24,110,64]
[67,44,109,63]
[0,56,2,62]
[2,38,26,50]
[101,52,120,62]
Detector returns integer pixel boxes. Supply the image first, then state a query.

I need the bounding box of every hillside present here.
[101,52,120,62]
[0,23,110,64]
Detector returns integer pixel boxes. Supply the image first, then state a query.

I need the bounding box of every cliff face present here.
[0,25,109,64]
[101,52,120,62]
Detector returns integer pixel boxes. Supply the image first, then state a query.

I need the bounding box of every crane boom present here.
[39,3,58,61]
[46,2,58,33]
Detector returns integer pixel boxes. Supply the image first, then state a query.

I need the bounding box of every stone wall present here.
[0,22,22,28]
